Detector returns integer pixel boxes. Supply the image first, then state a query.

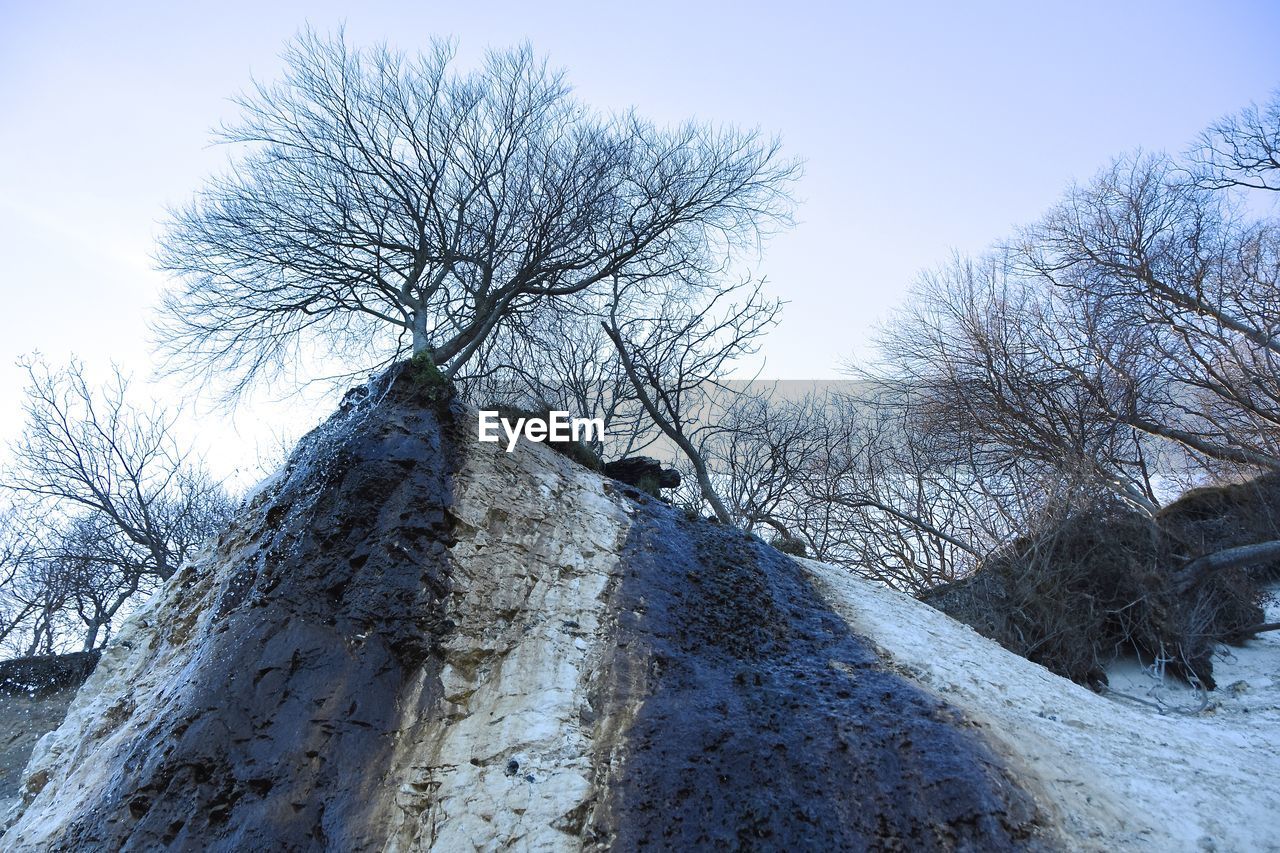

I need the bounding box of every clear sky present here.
[2,0,1278,480]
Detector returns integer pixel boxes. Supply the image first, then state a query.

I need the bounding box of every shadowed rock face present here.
[5,369,459,851]
[2,367,1043,851]
[587,503,1038,851]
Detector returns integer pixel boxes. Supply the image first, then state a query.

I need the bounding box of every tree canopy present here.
[155,30,798,394]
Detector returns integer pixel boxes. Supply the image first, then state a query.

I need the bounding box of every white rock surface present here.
[382,439,631,851]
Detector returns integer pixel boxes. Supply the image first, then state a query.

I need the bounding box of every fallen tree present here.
[925,474,1280,689]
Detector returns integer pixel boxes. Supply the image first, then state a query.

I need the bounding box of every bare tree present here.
[4,357,229,582]
[853,143,1280,596]
[155,29,798,395]
[712,390,825,539]
[0,357,233,655]
[876,253,1165,515]
[603,277,781,523]
[454,303,657,461]
[1192,89,1280,192]
[1015,154,1280,472]
[788,390,1048,591]
[0,510,48,653]
[677,381,1033,592]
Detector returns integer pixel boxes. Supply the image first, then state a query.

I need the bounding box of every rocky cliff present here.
[3,364,1276,851]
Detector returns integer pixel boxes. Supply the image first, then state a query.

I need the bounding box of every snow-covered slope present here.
[803,562,1280,852]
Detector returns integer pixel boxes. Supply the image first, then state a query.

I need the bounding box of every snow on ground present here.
[801,561,1280,853]
[1104,592,1280,717]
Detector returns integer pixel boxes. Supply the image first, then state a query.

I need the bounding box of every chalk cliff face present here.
[13,363,1235,851]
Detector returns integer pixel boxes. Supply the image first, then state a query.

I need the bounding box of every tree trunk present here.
[411,311,430,356]
[1174,539,1280,594]
[601,322,734,525]
[83,621,103,652]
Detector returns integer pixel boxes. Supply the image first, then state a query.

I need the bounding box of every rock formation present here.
[4,362,1276,851]
[600,457,680,494]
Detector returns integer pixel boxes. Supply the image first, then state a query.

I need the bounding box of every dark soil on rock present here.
[32,364,462,852]
[589,494,1043,851]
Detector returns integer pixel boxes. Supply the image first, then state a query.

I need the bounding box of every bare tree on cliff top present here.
[155,29,798,394]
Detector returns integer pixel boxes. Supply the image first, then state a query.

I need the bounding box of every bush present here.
[1158,473,1280,583]
[0,651,100,697]
[770,536,808,558]
[923,490,1269,691]
[403,352,454,403]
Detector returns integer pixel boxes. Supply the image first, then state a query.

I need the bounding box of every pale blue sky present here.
[1,0,1278,478]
